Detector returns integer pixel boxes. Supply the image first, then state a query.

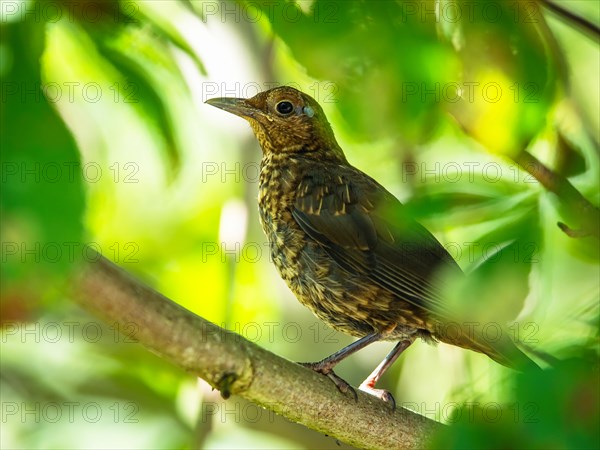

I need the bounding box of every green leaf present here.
[1,18,85,315]
[250,0,459,143]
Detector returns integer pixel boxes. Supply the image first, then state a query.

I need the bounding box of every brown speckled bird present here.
[206,86,537,405]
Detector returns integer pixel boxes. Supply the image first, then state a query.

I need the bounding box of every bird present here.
[206,86,538,406]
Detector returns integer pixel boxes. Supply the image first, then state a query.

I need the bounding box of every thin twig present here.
[514,150,600,239]
[68,254,442,450]
[539,0,600,41]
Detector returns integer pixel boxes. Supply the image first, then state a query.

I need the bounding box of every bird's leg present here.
[299,332,383,399]
[358,337,415,409]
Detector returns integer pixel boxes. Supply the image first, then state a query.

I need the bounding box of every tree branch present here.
[514,150,600,239]
[68,254,442,449]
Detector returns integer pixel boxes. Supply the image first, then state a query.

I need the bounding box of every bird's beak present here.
[205,97,258,119]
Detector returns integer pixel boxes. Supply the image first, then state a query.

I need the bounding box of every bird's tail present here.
[476,334,541,372]
[438,322,541,371]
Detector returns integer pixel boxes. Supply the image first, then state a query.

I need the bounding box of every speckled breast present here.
[257,159,420,340]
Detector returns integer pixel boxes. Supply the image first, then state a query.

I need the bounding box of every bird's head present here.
[206,86,346,162]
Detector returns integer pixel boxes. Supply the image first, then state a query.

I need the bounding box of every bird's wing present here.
[292,165,461,320]
[292,164,540,371]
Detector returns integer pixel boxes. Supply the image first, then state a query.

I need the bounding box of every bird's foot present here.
[299,361,358,401]
[359,381,396,410]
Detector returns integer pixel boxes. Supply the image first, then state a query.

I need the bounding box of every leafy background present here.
[1,0,598,448]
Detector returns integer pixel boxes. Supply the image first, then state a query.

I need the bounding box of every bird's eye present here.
[275,101,294,115]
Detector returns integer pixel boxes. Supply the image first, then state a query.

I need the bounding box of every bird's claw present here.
[326,372,358,401]
[299,362,358,401]
[359,383,396,410]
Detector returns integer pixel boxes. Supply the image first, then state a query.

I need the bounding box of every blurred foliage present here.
[439,0,560,156]
[429,356,600,449]
[252,0,460,143]
[1,16,84,320]
[1,0,598,449]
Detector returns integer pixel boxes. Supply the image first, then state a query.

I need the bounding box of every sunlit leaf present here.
[439,0,558,156]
